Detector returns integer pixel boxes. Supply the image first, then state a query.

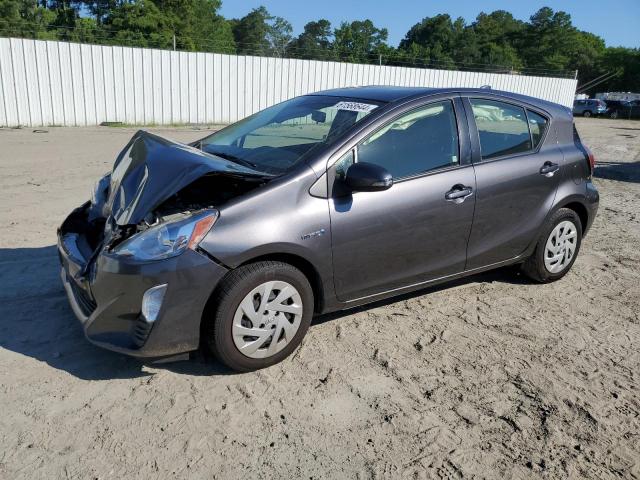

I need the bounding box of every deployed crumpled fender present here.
[102,130,262,226]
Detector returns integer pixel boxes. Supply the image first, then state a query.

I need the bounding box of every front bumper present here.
[58,204,229,359]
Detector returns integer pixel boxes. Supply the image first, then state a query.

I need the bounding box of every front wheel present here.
[522,208,583,283]
[203,261,314,372]
[610,110,619,119]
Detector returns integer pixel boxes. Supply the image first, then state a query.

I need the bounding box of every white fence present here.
[0,37,577,127]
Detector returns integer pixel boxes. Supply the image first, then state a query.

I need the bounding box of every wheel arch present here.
[202,250,326,322]
[520,195,592,261]
[554,198,589,235]
[237,253,325,314]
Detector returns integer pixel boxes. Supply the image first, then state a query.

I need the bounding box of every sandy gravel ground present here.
[0,118,638,479]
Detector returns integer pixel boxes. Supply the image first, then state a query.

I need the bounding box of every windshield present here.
[199,95,383,175]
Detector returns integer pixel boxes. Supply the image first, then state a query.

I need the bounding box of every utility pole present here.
[379,54,382,66]
[173,35,176,51]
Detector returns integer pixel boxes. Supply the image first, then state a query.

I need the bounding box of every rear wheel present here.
[522,208,582,283]
[583,110,592,118]
[203,261,314,372]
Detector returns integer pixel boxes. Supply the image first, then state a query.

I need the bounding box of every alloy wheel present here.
[232,281,303,359]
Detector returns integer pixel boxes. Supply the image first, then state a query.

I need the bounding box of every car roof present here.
[311,85,568,116]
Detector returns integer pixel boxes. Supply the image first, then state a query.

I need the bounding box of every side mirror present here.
[344,162,393,192]
[311,110,327,123]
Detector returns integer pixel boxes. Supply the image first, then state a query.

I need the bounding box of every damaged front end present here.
[90,130,269,252]
[57,131,270,358]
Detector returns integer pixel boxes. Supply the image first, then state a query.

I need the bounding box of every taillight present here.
[584,145,596,174]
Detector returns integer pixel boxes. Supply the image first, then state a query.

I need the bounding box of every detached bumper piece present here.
[58,204,229,359]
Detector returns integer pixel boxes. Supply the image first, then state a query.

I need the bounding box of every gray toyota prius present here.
[58,86,599,371]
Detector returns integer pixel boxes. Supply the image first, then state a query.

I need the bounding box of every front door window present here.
[357,101,460,179]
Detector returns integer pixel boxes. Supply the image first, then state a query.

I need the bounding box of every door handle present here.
[445,184,473,203]
[540,161,559,177]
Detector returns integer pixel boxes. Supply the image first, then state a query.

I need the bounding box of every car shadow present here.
[594,161,640,183]
[1,245,531,380]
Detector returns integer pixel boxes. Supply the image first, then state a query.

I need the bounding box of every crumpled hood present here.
[103,131,261,226]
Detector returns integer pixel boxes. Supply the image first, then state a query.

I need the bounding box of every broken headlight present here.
[112,210,218,261]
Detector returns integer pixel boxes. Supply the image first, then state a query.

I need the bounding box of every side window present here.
[356,101,459,179]
[470,99,532,160]
[527,110,548,149]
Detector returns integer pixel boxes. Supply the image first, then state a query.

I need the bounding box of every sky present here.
[220,0,640,48]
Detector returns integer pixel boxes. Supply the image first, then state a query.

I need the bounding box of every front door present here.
[329,99,476,302]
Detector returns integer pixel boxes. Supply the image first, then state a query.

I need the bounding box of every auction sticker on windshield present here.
[334,101,379,113]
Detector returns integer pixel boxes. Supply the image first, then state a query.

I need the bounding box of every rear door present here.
[462,97,561,269]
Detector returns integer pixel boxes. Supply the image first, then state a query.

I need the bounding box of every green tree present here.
[333,19,388,63]
[147,0,235,52]
[46,0,83,39]
[467,11,525,70]
[0,0,56,39]
[589,47,640,93]
[81,0,116,26]
[398,15,460,68]
[520,7,605,75]
[183,0,235,52]
[104,0,173,48]
[267,15,292,56]
[231,6,292,56]
[64,17,102,43]
[287,19,333,59]
[231,6,270,54]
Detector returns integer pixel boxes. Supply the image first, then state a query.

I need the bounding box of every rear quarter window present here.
[527,110,548,149]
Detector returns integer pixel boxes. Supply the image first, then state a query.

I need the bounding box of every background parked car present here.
[572,99,608,117]
[606,99,640,119]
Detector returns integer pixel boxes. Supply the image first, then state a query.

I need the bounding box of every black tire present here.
[203,261,314,372]
[610,110,619,119]
[583,110,592,118]
[521,208,583,283]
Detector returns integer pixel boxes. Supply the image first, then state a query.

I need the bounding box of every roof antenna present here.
[480,85,492,89]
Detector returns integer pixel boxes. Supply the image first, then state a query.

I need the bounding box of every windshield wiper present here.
[204,148,259,169]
